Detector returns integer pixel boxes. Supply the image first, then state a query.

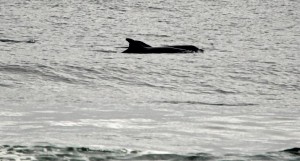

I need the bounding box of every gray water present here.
[0,0,299,160]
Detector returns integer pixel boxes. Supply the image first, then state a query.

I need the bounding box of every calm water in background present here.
[0,0,299,160]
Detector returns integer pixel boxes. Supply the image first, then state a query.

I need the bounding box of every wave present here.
[0,38,36,43]
[157,101,257,106]
[136,33,170,38]
[91,49,117,53]
[1,62,159,89]
[0,64,91,85]
[0,83,11,88]
[0,145,298,161]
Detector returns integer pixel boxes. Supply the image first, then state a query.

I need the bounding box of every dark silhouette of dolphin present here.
[122,38,203,53]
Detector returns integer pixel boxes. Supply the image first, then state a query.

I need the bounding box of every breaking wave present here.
[0,145,299,161]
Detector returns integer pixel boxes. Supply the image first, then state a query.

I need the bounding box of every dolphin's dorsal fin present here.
[135,40,151,47]
[126,38,144,50]
[126,38,151,47]
[123,38,145,53]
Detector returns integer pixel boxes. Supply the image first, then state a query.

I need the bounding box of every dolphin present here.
[122,38,203,53]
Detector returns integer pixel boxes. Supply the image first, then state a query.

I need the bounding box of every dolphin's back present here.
[143,47,189,53]
[165,45,202,52]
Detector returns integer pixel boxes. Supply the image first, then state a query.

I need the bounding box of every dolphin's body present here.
[122,38,203,53]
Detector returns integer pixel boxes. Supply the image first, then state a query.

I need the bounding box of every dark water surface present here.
[0,0,299,160]
[0,145,299,161]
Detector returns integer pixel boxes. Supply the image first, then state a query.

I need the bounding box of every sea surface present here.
[0,0,299,160]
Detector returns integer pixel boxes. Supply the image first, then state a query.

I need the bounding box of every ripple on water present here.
[0,145,299,161]
[157,100,258,107]
[0,112,26,117]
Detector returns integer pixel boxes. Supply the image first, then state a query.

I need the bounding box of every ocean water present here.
[0,0,299,160]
